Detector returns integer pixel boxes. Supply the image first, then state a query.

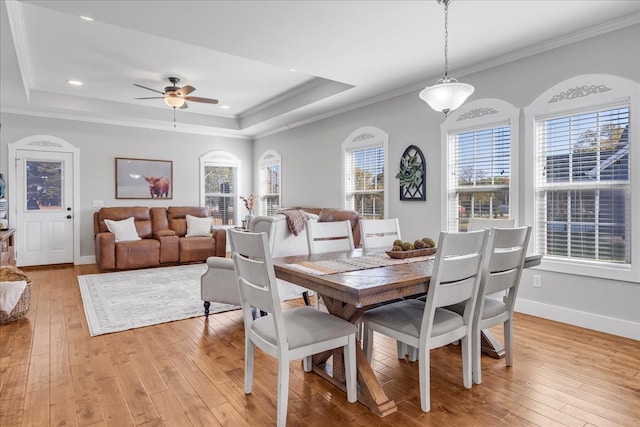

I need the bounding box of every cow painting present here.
[144,176,170,198]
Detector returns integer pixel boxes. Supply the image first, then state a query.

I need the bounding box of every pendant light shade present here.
[420,0,473,116]
[164,94,185,108]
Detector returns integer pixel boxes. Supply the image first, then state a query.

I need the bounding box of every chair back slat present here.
[488,247,525,274]
[484,269,520,295]
[360,218,401,249]
[436,276,479,307]
[468,218,515,231]
[437,254,483,284]
[307,220,355,254]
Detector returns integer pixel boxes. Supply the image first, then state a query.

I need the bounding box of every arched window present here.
[441,99,520,232]
[258,150,281,216]
[342,127,388,219]
[200,151,240,225]
[524,74,639,281]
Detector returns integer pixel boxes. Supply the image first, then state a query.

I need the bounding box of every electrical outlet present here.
[532,274,542,288]
[93,200,104,208]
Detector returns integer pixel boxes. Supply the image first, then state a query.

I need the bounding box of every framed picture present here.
[115,157,173,199]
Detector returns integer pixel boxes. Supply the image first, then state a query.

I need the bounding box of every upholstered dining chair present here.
[361,229,488,412]
[468,217,516,231]
[359,218,402,249]
[228,229,357,427]
[446,225,531,384]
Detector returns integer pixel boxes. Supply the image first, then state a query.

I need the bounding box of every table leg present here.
[481,329,505,359]
[313,296,397,417]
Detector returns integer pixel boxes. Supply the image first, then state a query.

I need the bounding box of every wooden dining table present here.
[272,248,542,417]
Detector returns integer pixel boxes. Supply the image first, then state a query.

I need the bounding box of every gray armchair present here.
[200,256,240,317]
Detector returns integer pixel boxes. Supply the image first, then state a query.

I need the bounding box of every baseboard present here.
[515,298,640,341]
[77,255,96,265]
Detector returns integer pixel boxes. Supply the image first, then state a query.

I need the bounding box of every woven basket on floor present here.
[0,266,32,323]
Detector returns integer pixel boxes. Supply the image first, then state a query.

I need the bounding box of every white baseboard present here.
[77,255,96,265]
[515,298,640,341]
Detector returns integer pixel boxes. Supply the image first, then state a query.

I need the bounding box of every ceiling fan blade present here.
[133,83,164,95]
[184,96,219,104]
[176,85,195,96]
[134,96,164,99]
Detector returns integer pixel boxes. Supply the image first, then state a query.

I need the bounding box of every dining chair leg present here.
[418,348,431,412]
[277,358,290,427]
[472,327,482,385]
[461,335,472,389]
[245,338,255,394]
[344,335,357,403]
[505,317,514,367]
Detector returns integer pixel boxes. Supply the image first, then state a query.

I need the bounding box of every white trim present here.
[523,74,640,282]
[341,127,389,218]
[515,298,640,341]
[440,98,520,232]
[7,135,81,265]
[5,1,33,103]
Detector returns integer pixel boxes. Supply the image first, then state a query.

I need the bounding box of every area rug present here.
[78,263,239,336]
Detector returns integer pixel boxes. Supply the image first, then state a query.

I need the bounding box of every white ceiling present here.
[2,0,639,139]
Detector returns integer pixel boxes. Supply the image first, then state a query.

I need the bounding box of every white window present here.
[258,150,281,216]
[524,74,639,282]
[441,99,520,232]
[535,106,630,264]
[342,127,388,219]
[200,151,240,225]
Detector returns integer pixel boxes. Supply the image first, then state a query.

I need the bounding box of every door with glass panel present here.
[16,150,74,266]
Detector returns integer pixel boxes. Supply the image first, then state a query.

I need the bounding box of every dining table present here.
[272,248,541,417]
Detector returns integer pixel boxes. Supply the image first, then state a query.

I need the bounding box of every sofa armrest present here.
[201,256,240,306]
[155,229,176,238]
[212,227,227,257]
[95,232,116,270]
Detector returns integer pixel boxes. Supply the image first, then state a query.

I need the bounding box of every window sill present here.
[536,256,639,283]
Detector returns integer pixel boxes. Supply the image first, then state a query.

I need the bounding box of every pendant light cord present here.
[443,0,449,80]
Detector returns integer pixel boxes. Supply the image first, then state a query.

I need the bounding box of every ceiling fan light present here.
[164,95,185,108]
[419,79,474,116]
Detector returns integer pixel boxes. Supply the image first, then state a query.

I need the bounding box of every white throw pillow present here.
[186,214,212,237]
[104,217,141,242]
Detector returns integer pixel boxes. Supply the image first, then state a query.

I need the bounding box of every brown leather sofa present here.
[93,206,226,270]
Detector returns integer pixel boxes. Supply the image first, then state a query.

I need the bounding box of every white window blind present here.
[203,162,237,225]
[258,152,281,216]
[447,125,511,231]
[344,145,384,219]
[534,106,630,264]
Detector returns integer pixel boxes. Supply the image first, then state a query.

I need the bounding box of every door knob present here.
[67,215,72,219]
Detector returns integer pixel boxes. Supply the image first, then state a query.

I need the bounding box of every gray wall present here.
[0,115,253,259]
[253,24,640,338]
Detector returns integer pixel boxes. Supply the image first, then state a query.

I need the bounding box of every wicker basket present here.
[0,266,33,323]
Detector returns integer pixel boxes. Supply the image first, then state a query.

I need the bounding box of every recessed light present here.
[80,16,94,21]
[67,80,83,86]
[289,68,297,72]
[220,105,230,109]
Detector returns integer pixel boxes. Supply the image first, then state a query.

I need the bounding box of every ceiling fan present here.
[133,77,219,109]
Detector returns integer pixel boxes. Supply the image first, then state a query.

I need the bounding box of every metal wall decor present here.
[396,145,426,201]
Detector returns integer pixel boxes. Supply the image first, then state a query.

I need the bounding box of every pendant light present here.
[419,0,474,116]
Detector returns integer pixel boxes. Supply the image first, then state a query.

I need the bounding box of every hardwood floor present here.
[1,264,638,426]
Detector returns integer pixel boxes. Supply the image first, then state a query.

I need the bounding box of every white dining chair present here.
[359,218,401,249]
[468,217,515,231]
[446,225,531,384]
[306,220,355,254]
[361,229,488,412]
[228,229,357,427]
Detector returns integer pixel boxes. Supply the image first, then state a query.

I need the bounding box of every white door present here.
[15,150,74,266]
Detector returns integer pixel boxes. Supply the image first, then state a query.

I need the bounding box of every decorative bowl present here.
[385,247,436,259]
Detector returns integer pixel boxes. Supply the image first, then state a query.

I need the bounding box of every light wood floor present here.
[1,264,638,426]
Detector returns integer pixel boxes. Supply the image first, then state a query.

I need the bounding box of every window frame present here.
[524,74,640,282]
[258,150,281,216]
[199,150,241,225]
[342,126,389,219]
[440,98,520,233]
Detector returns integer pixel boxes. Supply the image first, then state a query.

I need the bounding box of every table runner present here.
[285,254,435,276]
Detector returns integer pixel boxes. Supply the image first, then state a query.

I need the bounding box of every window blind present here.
[204,165,236,225]
[344,145,384,219]
[259,159,280,216]
[534,106,630,264]
[447,125,511,231]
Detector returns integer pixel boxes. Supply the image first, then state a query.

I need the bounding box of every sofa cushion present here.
[186,214,212,237]
[104,217,141,242]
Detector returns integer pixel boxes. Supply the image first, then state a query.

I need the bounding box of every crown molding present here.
[5,1,33,103]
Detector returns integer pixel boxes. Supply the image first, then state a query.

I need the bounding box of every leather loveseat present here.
[93,206,226,271]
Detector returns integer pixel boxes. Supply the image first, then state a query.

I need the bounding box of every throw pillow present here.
[104,217,141,242]
[186,214,212,237]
